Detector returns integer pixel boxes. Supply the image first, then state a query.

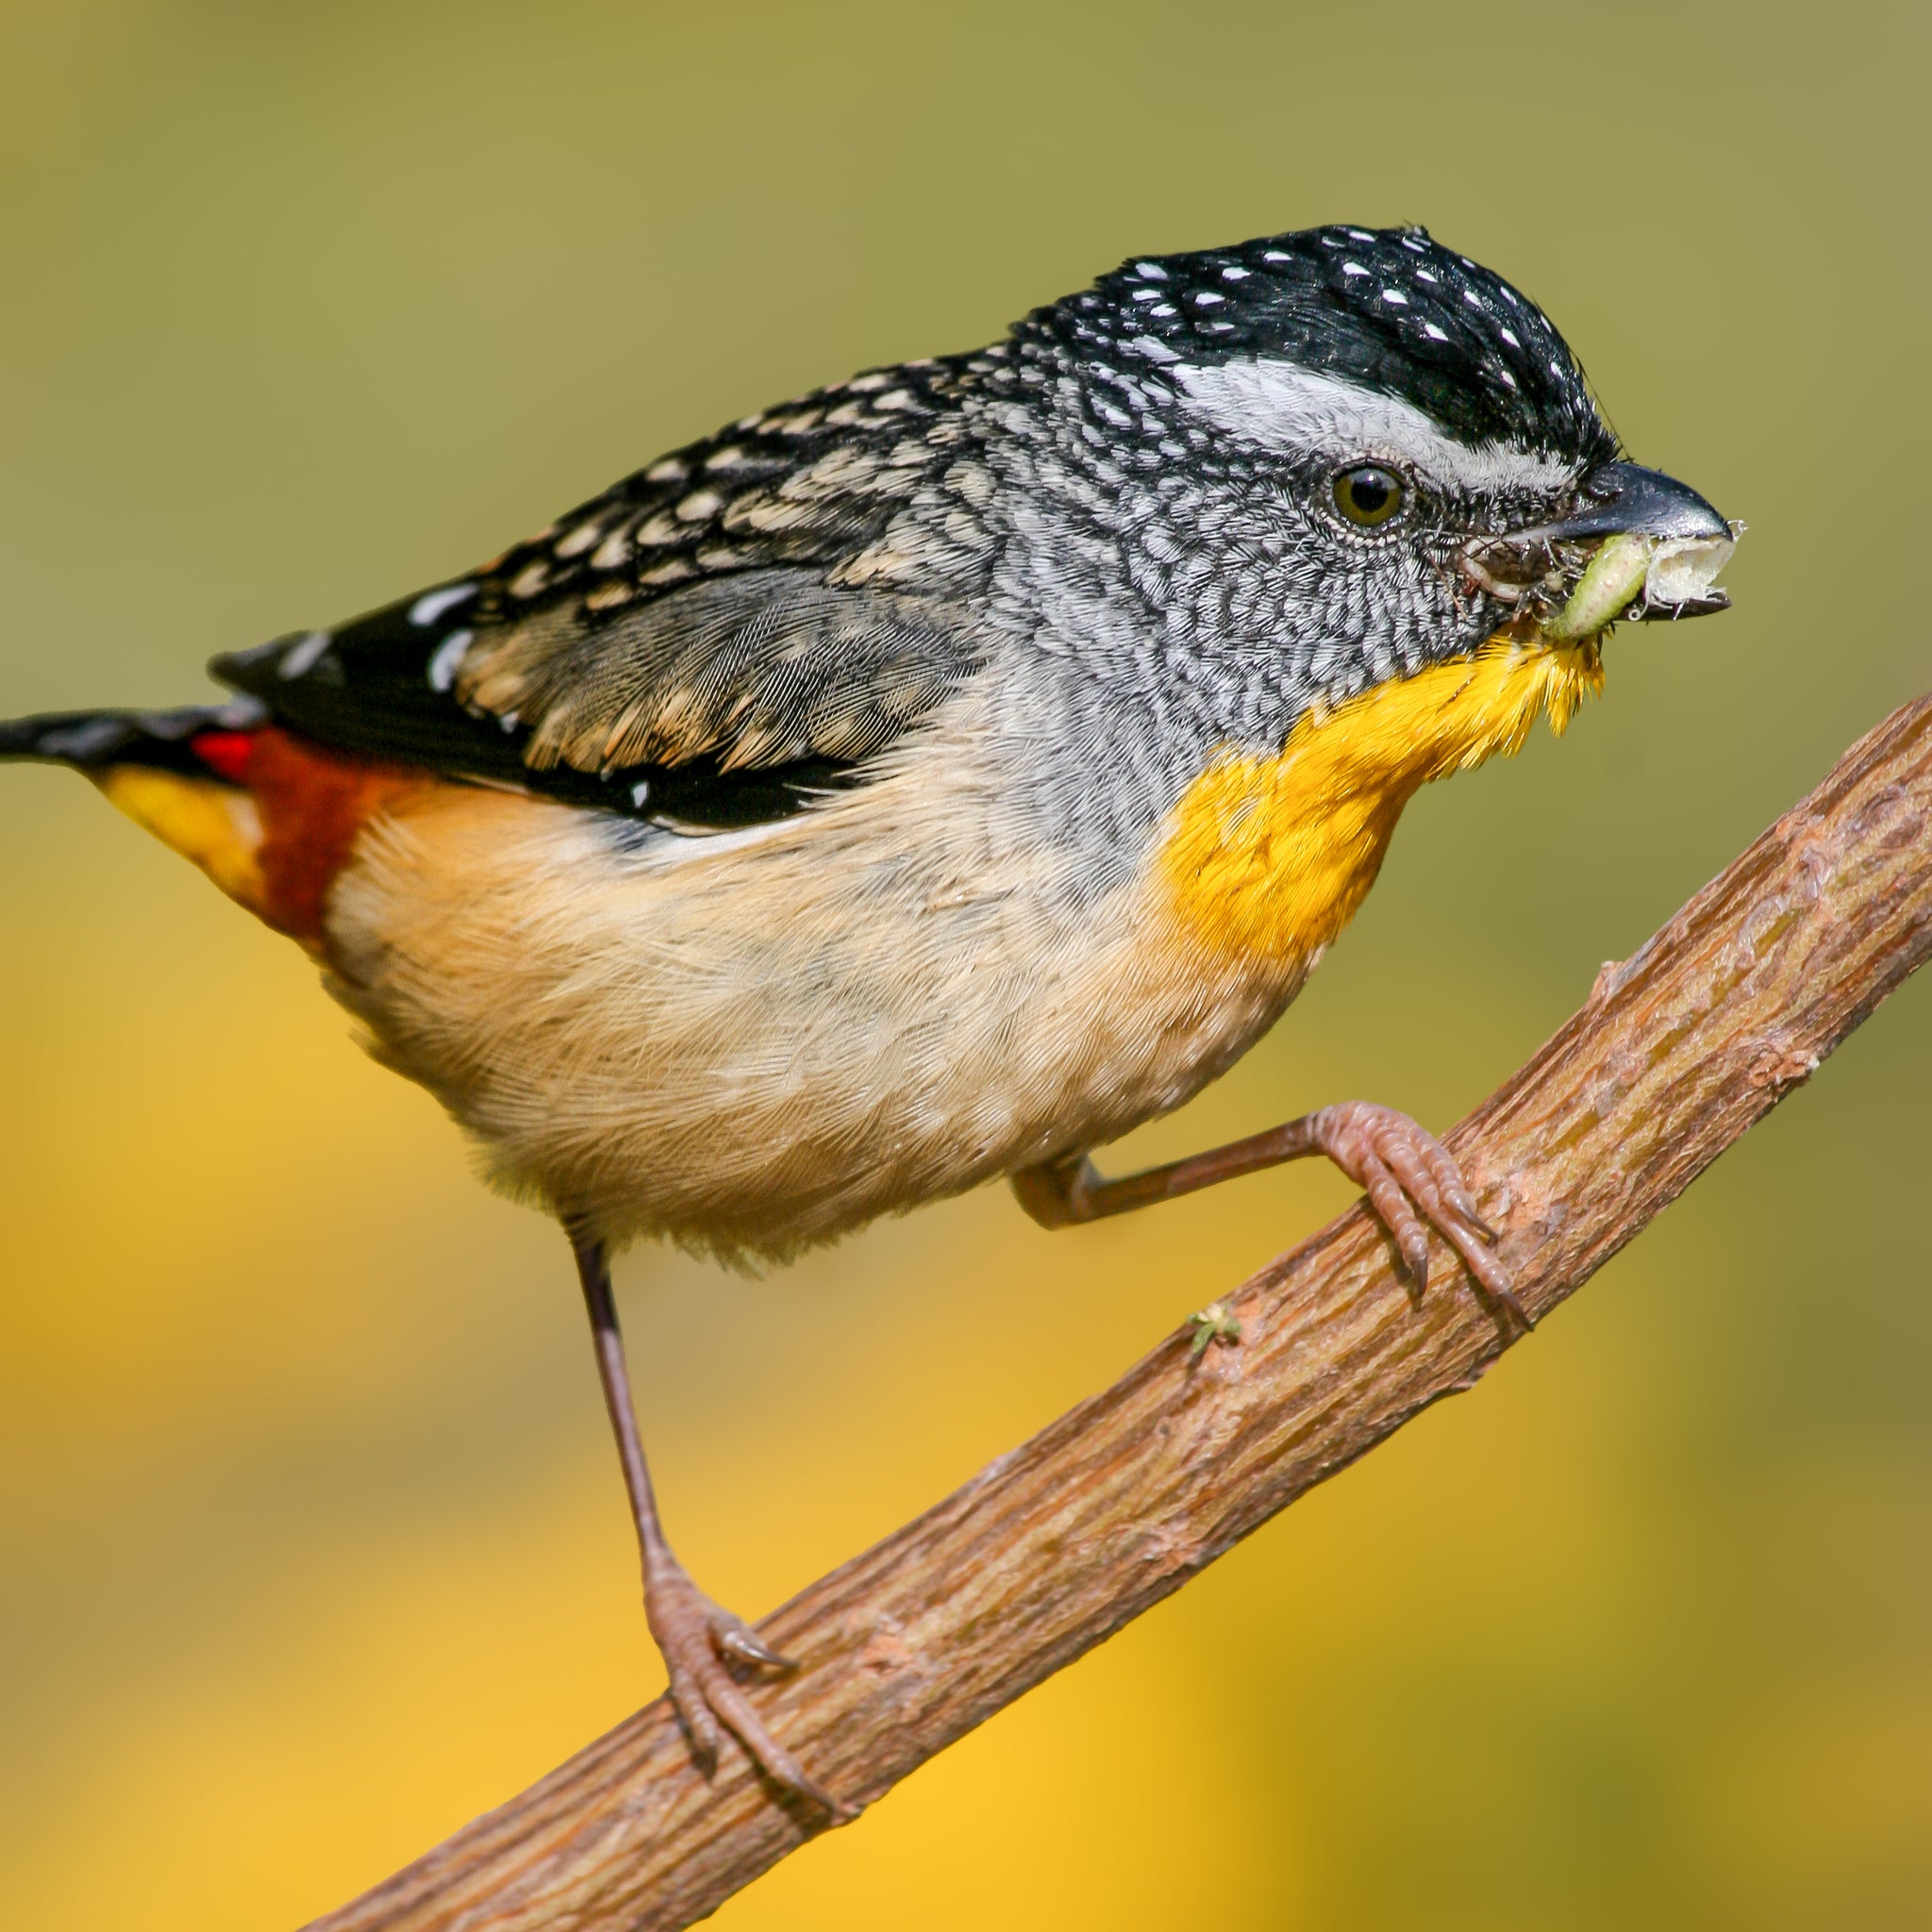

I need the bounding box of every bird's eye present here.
[1332,465,1406,528]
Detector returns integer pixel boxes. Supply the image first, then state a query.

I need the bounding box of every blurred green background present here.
[2,2,1927,1926]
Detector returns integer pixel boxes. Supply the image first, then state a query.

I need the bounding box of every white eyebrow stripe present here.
[1174,358,1581,497]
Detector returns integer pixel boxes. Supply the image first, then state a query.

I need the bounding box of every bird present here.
[0,222,1733,1812]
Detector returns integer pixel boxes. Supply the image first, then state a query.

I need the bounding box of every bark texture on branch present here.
[309,692,1932,1932]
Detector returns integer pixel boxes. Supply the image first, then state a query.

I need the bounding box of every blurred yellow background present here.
[3,2,1928,1925]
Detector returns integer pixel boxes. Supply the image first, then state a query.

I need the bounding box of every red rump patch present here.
[190,725,425,943]
[191,729,257,783]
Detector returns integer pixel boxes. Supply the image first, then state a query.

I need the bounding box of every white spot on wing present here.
[1342,262,1370,277]
[1381,289,1408,305]
[426,628,474,693]
[278,630,331,677]
[409,583,477,627]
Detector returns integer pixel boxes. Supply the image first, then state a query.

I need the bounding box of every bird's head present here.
[1020,224,1733,721]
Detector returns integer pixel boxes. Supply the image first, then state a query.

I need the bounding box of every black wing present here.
[213,358,991,828]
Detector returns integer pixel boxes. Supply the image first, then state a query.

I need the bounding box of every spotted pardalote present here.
[0,223,1735,1808]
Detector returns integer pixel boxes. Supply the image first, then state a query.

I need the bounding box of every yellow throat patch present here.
[1159,637,1602,962]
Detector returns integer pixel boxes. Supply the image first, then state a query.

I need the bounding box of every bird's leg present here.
[1011,1100,1528,1330]
[568,1228,845,1814]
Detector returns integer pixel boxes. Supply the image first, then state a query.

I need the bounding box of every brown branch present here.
[308,692,1932,1932]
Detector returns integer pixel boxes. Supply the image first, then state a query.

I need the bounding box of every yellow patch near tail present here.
[1160,637,1603,962]
[94,767,267,914]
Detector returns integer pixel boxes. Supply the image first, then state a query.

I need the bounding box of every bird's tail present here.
[3,702,421,943]
[0,701,266,776]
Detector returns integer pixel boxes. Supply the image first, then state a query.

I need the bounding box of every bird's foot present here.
[643,1562,850,1818]
[1308,1101,1529,1331]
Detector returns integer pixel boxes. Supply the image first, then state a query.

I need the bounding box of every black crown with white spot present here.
[1029,224,1617,466]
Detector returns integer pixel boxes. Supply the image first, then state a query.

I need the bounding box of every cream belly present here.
[322,766,1307,1259]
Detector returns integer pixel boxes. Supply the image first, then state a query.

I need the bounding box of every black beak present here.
[1472,460,1740,631]
[1520,460,1732,543]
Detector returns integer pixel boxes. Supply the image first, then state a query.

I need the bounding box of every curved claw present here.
[714,1618,796,1672]
[1456,1205,1501,1245]
[1421,1149,1498,1243]
[1489,1282,1535,1331]
[1312,1101,1528,1333]
[1403,1237,1430,1298]
[644,1572,850,1818]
